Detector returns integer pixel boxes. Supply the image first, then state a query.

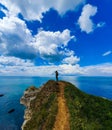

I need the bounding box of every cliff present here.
[20,80,112,130]
[20,80,59,130]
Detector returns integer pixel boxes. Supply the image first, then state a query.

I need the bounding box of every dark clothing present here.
[55,71,58,82]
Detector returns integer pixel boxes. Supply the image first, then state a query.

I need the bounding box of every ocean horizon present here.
[0,76,112,130]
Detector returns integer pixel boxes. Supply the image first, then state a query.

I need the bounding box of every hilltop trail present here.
[53,82,70,130]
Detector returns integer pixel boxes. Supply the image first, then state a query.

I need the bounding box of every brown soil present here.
[53,82,70,130]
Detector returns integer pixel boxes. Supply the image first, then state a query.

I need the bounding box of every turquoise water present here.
[0,76,112,130]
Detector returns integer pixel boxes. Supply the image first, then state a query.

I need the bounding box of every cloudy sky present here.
[0,0,112,76]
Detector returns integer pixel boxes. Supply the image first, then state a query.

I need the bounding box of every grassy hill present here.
[64,81,112,130]
[21,80,112,130]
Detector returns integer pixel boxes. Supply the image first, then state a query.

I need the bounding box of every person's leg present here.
[56,76,58,82]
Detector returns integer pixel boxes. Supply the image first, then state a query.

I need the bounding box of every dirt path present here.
[53,82,70,130]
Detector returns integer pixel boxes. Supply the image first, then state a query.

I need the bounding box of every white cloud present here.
[52,0,86,14]
[59,64,83,75]
[62,55,80,65]
[59,63,112,76]
[0,60,83,76]
[0,15,36,59]
[0,56,33,66]
[83,63,112,76]
[0,0,86,21]
[0,1,82,67]
[97,22,106,28]
[31,29,75,62]
[1,1,111,77]
[0,57,112,76]
[0,56,34,75]
[0,56,82,76]
[102,51,112,56]
[78,4,97,33]
[34,29,73,49]
[0,14,75,62]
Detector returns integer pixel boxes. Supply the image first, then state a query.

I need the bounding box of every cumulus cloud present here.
[0,14,75,63]
[0,0,86,21]
[59,64,83,75]
[78,4,97,33]
[0,16,36,59]
[0,1,110,77]
[32,29,75,63]
[0,0,82,67]
[62,55,80,65]
[0,7,75,62]
[102,51,112,56]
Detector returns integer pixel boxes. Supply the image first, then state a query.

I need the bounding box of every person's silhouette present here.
[55,71,59,82]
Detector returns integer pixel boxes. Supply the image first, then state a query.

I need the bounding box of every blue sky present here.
[0,0,112,76]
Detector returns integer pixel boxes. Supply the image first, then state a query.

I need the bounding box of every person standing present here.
[55,71,59,82]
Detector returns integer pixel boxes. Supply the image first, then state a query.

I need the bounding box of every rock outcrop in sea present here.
[8,109,15,113]
[0,94,4,97]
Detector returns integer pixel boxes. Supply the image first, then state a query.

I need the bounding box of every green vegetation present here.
[22,80,112,130]
[24,80,59,130]
[64,81,112,130]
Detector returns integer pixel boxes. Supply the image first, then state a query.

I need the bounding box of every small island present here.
[20,80,112,130]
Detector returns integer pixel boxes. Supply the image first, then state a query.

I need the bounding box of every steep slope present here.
[64,81,112,130]
[21,80,59,130]
[21,80,112,130]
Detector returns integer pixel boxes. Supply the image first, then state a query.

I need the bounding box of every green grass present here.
[64,81,112,130]
[23,80,58,130]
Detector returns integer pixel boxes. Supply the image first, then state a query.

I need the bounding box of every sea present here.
[0,76,112,130]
